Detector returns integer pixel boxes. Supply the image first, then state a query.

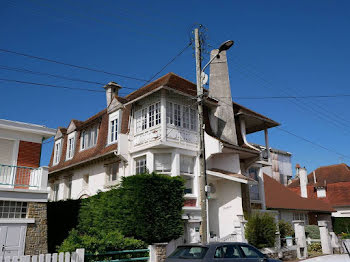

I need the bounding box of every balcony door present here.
[0,139,16,187]
[0,224,26,259]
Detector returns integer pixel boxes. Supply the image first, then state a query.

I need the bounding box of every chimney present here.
[208,49,238,145]
[104,81,122,106]
[299,167,308,198]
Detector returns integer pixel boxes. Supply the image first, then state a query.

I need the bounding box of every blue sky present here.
[1,0,350,174]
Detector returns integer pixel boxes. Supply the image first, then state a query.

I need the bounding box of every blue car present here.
[166,242,281,262]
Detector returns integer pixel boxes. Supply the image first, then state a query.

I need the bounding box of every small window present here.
[0,201,28,219]
[135,156,147,174]
[66,135,75,160]
[109,162,119,182]
[214,245,241,259]
[154,154,172,173]
[239,245,263,258]
[180,155,195,174]
[53,140,62,165]
[182,176,194,194]
[52,183,59,201]
[81,125,98,150]
[166,102,173,124]
[110,118,118,144]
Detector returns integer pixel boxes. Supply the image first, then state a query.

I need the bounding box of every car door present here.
[236,244,266,262]
[212,244,244,262]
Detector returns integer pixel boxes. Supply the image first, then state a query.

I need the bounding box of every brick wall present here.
[17,141,41,168]
[25,202,48,255]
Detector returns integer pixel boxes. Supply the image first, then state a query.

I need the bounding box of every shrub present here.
[333,217,350,234]
[59,172,185,252]
[340,233,350,239]
[58,229,146,253]
[308,242,322,253]
[245,213,277,248]
[279,220,294,239]
[305,225,320,239]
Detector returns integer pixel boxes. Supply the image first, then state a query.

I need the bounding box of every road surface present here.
[303,254,350,261]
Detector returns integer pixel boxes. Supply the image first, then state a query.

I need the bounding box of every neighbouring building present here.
[288,163,350,218]
[0,119,55,257]
[48,49,280,244]
[264,173,334,227]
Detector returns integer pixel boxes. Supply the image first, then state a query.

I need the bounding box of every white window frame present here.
[81,125,99,150]
[66,133,76,160]
[180,155,195,175]
[248,167,261,202]
[166,102,197,131]
[53,139,62,165]
[135,102,161,134]
[135,156,147,174]
[108,111,119,145]
[154,153,172,173]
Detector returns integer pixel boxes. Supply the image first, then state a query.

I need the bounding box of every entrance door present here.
[0,224,26,259]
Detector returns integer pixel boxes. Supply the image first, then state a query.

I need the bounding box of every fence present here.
[342,239,350,255]
[85,249,149,262]
[3,249,84,262]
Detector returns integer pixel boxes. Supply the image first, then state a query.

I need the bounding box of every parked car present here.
[166,242,281,262]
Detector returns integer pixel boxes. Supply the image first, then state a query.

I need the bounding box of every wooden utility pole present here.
[195,27,208,243]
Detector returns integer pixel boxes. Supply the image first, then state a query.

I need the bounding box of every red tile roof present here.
[264,174,334,212]
[288,163,350,188]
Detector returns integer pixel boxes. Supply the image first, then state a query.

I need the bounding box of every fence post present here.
[76,249,85,262]
[318,220,333,255]
[293,220,307,259]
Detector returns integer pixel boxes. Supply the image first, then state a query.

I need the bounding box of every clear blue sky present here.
[1,0,350,175]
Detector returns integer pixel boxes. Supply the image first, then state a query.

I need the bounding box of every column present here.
[318,220,333,255]
[293,220,308,259]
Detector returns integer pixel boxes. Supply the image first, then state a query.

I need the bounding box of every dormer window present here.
[81,125,98,150]
[66,133,76,160]
[53,139,62,165]
[108,111,119,144]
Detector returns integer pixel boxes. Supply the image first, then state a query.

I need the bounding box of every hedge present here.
[333,217,350,234]
[245,213,277,248]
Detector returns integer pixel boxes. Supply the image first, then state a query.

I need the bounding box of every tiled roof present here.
[264,174,334,212]
[288,163,350,188]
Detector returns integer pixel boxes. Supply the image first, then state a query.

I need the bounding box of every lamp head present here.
[218,40,234,53]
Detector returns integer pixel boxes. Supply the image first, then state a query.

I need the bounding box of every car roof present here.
[177,242,250,248]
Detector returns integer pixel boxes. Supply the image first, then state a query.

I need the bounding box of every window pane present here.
[190,109,197,130]
[180,156,195,174]
[183,106,189,129]
[136,156,147,174]
[154,154,171,172]
[166,102,173,124]
[214,246,241,258]
[155,102,161,125]
[174,104,181,127]
[142,108,147,130]
[135,110,142,133]
[240,246,262,258]
[169,247,208,259]
[149,104,155,127]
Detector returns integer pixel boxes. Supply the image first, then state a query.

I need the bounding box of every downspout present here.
[240,117,259,151]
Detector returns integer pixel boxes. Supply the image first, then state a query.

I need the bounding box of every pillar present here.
[318,220,333,255]
[293,220,307,259]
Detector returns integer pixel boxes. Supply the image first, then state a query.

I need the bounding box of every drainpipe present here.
[240,118,259,151]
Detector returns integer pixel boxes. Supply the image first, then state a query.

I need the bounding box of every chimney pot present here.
[104,82,122,106]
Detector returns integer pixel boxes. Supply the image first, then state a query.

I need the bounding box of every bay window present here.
[135,102,161,133]
[154,154,172,173]
[167,102,197,131]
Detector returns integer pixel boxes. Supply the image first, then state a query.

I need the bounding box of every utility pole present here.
[195,27,208,244]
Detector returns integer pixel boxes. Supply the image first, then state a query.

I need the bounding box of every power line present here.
[233,94,350,99]
[0,48,148,82]
[0,78,104,93]
[276,127,350,159]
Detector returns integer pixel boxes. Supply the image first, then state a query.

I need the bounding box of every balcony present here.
[0,164,48,191]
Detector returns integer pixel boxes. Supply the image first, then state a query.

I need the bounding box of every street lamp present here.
[201,40,234,74]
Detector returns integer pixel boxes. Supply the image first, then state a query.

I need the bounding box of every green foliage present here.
[333,217,350,234]
[245,213,277,248]
[58,229,146,253]
[47,199,81,252]
[59,172,185,252]
[305,225,320,239]
[340,233,350,239]
[308,242,322,253]
[278,220,294,239]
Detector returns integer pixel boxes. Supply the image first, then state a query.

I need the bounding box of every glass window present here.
[135,110,142,133]
[109,162,119,182]
[53,183,59,201]
[239,245,263,258]
[166,102,173,124]
[182,176,194,194]
[249,167,260,201]
[183,106,189,129]
[0,201,28,219]
[81,125,98,150]
[67,136,75,160]
[155,102,161,125]
[174,104,181,127]
[214,245,241,258]
[53,140,62,165]
[135,156,147,174]
[149,104,155,127]
[110,118,118,143]
[154,154,171,173]
[142,108,147,130]
[169,246,208,259]
[190,109,197,131]
[180,155,195,174]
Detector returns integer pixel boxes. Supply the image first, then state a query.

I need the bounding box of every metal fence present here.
[85,249,149,262]
[0,164,41,189]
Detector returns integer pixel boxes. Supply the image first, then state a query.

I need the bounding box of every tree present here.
[245,213,277,248]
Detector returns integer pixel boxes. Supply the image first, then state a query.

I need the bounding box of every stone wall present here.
[25,202,48,255]
[149,243,168,262]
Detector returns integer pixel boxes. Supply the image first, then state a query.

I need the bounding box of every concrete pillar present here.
[39,166,49,190]
[235,215,247,243]
[318,220,333,255]
[149,243,168,262]
[293,220,308,259]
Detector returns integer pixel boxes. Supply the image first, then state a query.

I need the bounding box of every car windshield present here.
[169,246,208,259]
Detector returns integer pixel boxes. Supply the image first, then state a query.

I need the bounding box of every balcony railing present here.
[0,164,48,190]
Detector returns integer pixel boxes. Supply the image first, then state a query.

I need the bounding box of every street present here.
[302,254,350,261]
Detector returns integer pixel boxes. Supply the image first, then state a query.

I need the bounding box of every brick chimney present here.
[208,49,238,145]
[104,81,122,106]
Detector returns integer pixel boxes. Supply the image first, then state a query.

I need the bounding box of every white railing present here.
[3,249,84,262]
[0,164,48,190]
[166,125,198,145]
[133,126,162,147]
[210,233,237,243]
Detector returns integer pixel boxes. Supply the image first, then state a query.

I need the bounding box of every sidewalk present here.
[302,254,350,261]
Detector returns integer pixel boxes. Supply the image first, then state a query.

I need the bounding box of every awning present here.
[207,168,257,185]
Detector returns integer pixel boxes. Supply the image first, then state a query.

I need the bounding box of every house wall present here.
[17,141,41,168]
[279,210,309,225]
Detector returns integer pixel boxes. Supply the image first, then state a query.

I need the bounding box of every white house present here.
[48,49,280,244]
[0,119,55,257]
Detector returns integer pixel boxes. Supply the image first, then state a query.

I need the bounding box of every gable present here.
[107,97,124,114]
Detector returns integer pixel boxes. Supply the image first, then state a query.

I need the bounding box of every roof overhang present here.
[207,169,257,185]
[236,111,280,134]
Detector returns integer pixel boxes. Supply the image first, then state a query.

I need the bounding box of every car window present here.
[169,246,208,259]
[239,245,263,258]
[214,245,241,258]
